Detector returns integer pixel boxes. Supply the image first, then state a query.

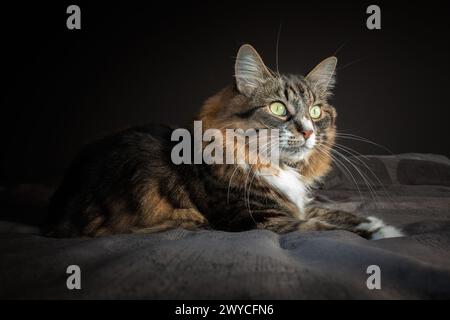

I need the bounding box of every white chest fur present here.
[261,167,309,218]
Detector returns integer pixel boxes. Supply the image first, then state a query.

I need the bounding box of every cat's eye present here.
[309,105,322,119]
[269,102,287,117]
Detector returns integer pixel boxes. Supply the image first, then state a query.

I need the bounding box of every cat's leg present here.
[304,207,404,240]
[256,214,338,234]
[354,216,404,240]
[132,208,209,234]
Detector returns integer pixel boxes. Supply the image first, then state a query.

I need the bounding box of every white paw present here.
[356,216,404,240]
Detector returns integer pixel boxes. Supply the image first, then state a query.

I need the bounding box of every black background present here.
[2,0,450,183]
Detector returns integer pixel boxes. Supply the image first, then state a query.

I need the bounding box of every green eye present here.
[309,105,322,119]
[269,102,287,116]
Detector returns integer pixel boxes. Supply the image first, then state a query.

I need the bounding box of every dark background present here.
[1,0,450,183]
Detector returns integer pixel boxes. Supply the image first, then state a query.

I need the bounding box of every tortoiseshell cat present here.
[46,44,403,240]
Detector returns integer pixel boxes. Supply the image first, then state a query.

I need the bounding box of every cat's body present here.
[46,45,403,240]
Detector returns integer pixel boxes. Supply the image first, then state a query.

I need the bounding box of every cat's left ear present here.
[306,57,337,93]
[235,44,273,97]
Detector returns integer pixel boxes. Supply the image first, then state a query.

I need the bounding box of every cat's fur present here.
[45,45,403,240]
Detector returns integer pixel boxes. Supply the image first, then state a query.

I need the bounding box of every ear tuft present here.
[306,56,337,93]
[235,44,272,96]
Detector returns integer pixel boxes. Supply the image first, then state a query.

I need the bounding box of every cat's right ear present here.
[235,44,273,97]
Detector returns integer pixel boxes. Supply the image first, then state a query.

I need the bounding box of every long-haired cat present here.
[45,44,403,240]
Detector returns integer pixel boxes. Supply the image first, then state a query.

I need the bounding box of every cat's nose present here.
[301,130,313,140]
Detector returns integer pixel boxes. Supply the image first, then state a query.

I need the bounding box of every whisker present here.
[335,132,394,155]
[336,56,370,72]
[332,143,398,208]
[315,144,365,205]
[331,148,381,206]
[275,22,283,76]
[333,40,348,56]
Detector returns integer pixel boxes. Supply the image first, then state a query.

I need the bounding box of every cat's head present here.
[199,44,337,180]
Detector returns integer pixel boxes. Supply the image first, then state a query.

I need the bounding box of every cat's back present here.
[92,123,174,158]
[60,124,175,182]
[46,124,181,236]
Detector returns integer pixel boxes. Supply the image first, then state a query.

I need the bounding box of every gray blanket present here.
[1,153,450,299]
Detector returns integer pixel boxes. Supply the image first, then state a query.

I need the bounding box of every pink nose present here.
[302,130,313,140]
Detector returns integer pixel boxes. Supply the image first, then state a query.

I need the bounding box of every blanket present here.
[0,153,449,299]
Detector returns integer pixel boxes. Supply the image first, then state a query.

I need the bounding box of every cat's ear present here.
[235,44,273,96]
[306,57,337,93]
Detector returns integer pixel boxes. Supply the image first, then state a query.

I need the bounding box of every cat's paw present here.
[356,216,404,240]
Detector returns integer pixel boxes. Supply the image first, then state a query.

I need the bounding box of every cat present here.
[45,44,403,240]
